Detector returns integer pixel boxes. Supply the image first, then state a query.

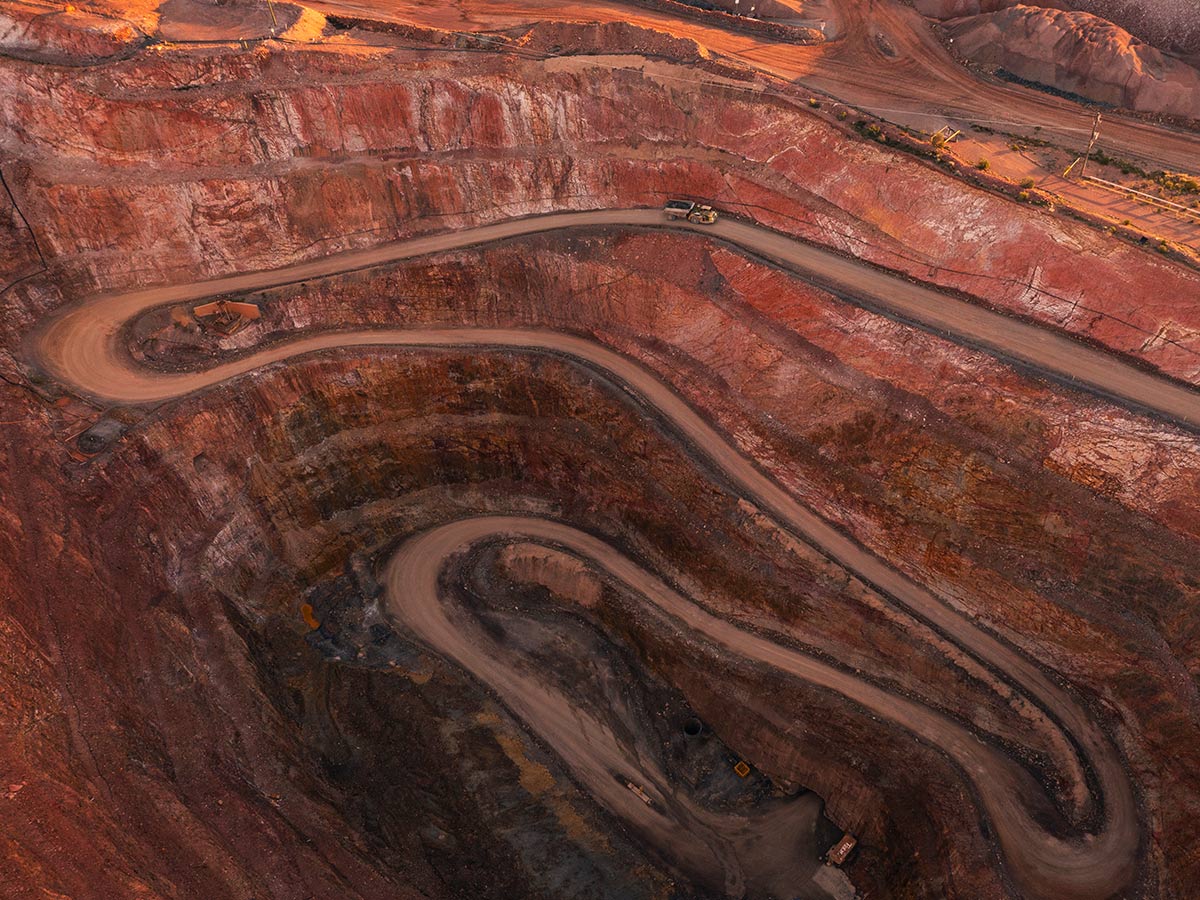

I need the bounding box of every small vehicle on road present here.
[663,199,720,224]
[625,780,657,809]
[825,832,857,866]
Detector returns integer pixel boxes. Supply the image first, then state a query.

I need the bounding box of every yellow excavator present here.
[192,297,261,336]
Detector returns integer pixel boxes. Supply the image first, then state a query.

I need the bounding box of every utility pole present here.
[1080,112,1102,177]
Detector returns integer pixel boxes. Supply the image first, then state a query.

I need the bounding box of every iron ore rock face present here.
[2,3,1199,900]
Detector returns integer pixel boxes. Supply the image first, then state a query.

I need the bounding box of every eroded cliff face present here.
[0,387,433,899]
[914,0,1200,57]
[6,224,1199,898]
[4,11,1200,900]
[4,35,1200,381]
[913,0,1200,118]
[944,7,1200,119]
[127,232,1200,893]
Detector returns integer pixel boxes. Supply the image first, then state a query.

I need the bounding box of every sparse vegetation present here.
[1085,148,1147,178]
[854,121,888,144]
[836,109,848,121]
[1152,171,1200,195]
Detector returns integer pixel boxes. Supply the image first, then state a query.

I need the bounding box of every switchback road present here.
[386,517,1135,900]
[32,207,1155,898]
[36,209,1200,429]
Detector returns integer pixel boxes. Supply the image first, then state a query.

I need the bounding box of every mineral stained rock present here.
[945,6,1200,118]
[914,0,1200,56]
[3,2,1200,900]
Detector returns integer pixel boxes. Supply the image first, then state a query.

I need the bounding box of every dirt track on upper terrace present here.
[311,0,1200,174]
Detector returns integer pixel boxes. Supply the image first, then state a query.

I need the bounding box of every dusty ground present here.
[2,1,1200,899]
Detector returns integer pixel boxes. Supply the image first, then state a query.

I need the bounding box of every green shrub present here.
[976,159,990,171]
[1020,177,1036,189]
[856,122,887,144]
[1154,171,1200,195]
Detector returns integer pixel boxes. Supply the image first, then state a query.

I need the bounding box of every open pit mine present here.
[3,0,1200,897]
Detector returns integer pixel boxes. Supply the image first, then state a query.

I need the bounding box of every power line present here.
[1081,112,1103,176]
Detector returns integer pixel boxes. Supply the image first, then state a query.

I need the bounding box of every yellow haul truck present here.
[663,199,719,224]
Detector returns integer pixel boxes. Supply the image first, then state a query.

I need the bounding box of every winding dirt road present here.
[386,521,835,900]
[387,518,1135,900]
[35,209,1200,428]
[31,208,1157,897]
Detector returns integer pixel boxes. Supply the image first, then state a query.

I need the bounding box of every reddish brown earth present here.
[914,0,1200,56]
[934,5,1200,119]
[2,2,1200,900]
[5,35,1200,377]
[0,0,145,62]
